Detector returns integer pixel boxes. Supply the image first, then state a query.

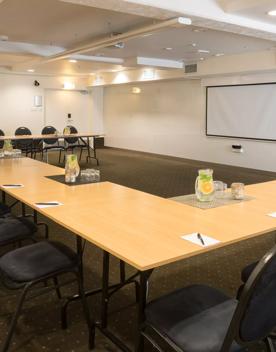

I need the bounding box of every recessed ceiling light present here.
[192,43,197,47]
[198,49,210,53]
[163,47,173,51]
[143,33,153,37]
[215,53,225,57]
[69,59,77,63]
[27,69,35,72]
[268,10,276,16]
[199,57,205,61]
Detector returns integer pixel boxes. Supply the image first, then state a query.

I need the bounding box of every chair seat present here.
[0,203,10,216]
[0,216,37,246]
[0,241,78,283]
[145,284,242,352]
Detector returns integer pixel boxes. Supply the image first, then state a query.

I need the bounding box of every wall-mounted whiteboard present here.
[206,83,276,141]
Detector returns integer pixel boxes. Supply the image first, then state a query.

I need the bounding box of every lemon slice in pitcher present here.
[199,181,214,195]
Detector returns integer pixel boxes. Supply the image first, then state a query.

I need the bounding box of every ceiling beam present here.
[59,0,179,19]
[12,17,191,71]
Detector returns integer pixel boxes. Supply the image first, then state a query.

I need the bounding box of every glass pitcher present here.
[65,154,80,183]
[195,169,215,202]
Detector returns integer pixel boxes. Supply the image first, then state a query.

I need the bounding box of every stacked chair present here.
[41,126,65,163]
[14,127,33,156]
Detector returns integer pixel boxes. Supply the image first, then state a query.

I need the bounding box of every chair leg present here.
[265,337,276,352]
[1,285,29,352]
[58,149,62,164]
[53,277,62,300]
[120,260,126,283]
[76,273,95,350]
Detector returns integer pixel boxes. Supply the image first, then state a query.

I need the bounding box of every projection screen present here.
[206,83,276,141]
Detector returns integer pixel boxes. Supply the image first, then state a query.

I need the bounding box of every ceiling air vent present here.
[185,64,197,73]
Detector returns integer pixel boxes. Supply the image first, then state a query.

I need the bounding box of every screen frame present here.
[205,82,276,142]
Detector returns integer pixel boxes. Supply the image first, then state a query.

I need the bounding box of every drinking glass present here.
[231,183,245,200]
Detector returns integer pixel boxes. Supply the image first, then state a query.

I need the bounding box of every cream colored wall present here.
[103,79,276,172]
[0,73,104,135]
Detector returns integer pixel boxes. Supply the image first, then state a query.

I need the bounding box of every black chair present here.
[14,127,33,156]
[41,126,64,163]
[0,240,94,352]
[0,129,4,149]
[0,203,10,217]
[139,244,276,352]
[0,215,38,251]
[63,125,87,162]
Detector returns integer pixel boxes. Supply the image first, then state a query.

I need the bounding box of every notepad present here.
[268,212,276,218]
[181,233,221,247]
[2,184,24,189]
[35,201,63,209]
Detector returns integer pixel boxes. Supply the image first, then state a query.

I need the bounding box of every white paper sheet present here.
[1,184,24,189]
[35,201,63,209]
[181,233,221,247]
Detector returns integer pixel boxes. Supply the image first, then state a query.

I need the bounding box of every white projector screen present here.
[206,83,276,141]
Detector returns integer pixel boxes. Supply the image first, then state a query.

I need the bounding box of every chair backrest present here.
[14,127,32,148]
[221,244,276,350]
[0,129,4,149]
[64,125,78,145]
[41,126,58,145]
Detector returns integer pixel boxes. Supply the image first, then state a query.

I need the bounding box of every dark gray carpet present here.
[1,147,276,352]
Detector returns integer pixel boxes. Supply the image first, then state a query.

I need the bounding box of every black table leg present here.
[135,270,154,352]
[85,137,99,166]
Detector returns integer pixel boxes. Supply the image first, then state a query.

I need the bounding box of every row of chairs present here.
[1,196,276,351]
[0,126,88,162]
[0,200,94,352]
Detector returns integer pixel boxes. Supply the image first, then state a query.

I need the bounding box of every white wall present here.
[103,79,276,172]
[0,73,104,135]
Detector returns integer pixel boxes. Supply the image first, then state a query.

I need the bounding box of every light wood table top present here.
[0,133,102,141]
[0,157,276,271]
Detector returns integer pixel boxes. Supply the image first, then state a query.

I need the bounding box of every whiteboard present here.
[206,83,276,141]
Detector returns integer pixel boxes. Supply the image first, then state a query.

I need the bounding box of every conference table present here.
[0,132,102,165]
[0,157,276,351]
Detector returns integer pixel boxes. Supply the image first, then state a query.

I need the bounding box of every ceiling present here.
[0,0,276,76]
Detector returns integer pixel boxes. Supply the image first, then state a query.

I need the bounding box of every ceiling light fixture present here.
[215,53,225,57]
[132,87,141,94]
[69,59,77,63]
[268,10,276,16]
[199,57,205,61]
[198,49,210,53]
[27,69,35,72]
[192,43,197,47]
[164,47,173,51]
[63,81,75,90]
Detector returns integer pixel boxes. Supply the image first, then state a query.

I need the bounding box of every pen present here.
[197,233,205,246]
[2,184,22,187]
[35,202,60,206]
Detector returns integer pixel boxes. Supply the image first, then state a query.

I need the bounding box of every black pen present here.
[197,233,205,246]
[35,202,60,206]
[2,184,22,187]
